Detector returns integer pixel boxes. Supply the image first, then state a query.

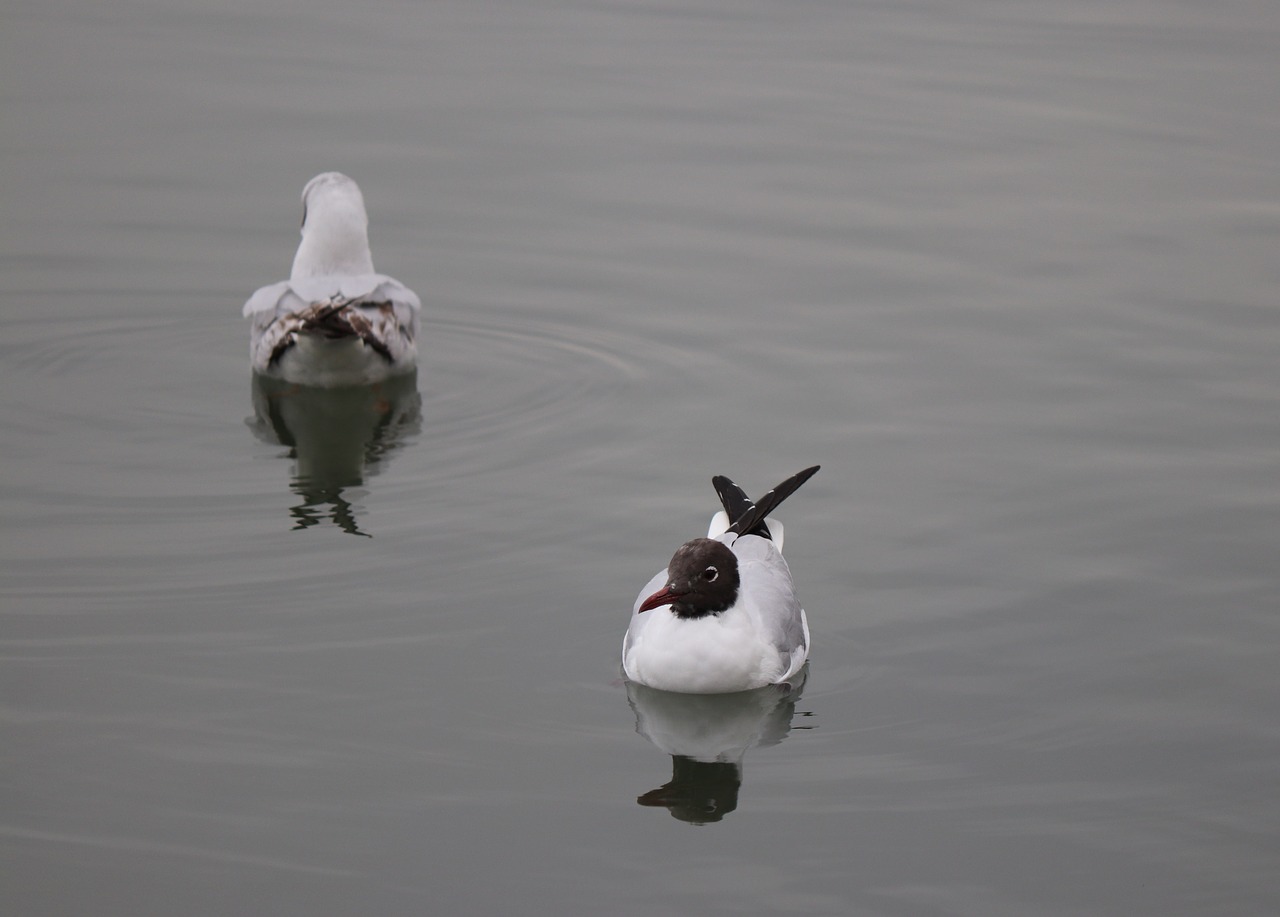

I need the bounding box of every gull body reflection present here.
[248,372,421,536]
[625,667,810,824]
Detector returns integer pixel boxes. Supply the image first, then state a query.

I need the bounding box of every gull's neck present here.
[290,200,376,279]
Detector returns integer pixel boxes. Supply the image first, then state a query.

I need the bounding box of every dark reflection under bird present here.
[247,372,421,536]
[626,668,812,824]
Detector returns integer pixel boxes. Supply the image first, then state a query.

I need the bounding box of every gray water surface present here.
[3,1,1278,915]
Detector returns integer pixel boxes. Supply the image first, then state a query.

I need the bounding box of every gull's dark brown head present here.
[638,538,740,619]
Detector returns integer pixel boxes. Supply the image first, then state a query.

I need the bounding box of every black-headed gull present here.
[242,172,421,387]
[623,466,820,694]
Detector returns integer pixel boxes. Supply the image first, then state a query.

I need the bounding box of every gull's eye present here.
[702,566,718,582]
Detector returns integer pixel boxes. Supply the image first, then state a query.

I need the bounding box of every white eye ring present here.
[702,566,718,582]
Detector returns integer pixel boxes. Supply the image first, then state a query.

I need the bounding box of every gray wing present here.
[731,535,810,680]
[243,273,420,318]
[244,273,420,372]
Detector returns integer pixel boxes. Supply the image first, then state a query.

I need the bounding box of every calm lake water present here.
[3,0,1278,914]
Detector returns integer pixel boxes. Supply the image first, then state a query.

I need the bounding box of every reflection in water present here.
[247,372,421,536]
[626,669,811,824]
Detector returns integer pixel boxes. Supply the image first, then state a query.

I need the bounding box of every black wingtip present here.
[712,474,753,521]
[716,465,820,540]
[713,473,771,539]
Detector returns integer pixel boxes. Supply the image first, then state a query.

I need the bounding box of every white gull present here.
[242,172,420,387]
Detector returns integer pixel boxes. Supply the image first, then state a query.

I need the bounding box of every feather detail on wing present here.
[244,273,420,380]
[243,273,420,317]
[266,302,393,366]
[718,466,819,542]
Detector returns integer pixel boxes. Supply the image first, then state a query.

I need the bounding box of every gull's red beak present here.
[638,584,685,613]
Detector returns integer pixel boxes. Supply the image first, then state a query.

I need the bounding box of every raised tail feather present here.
[713,475,768,539]
[711,465,820,541]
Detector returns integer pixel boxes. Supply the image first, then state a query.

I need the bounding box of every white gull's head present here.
[290,172,376,280]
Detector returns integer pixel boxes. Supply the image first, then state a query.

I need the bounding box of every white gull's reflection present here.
[247,372,421,536]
